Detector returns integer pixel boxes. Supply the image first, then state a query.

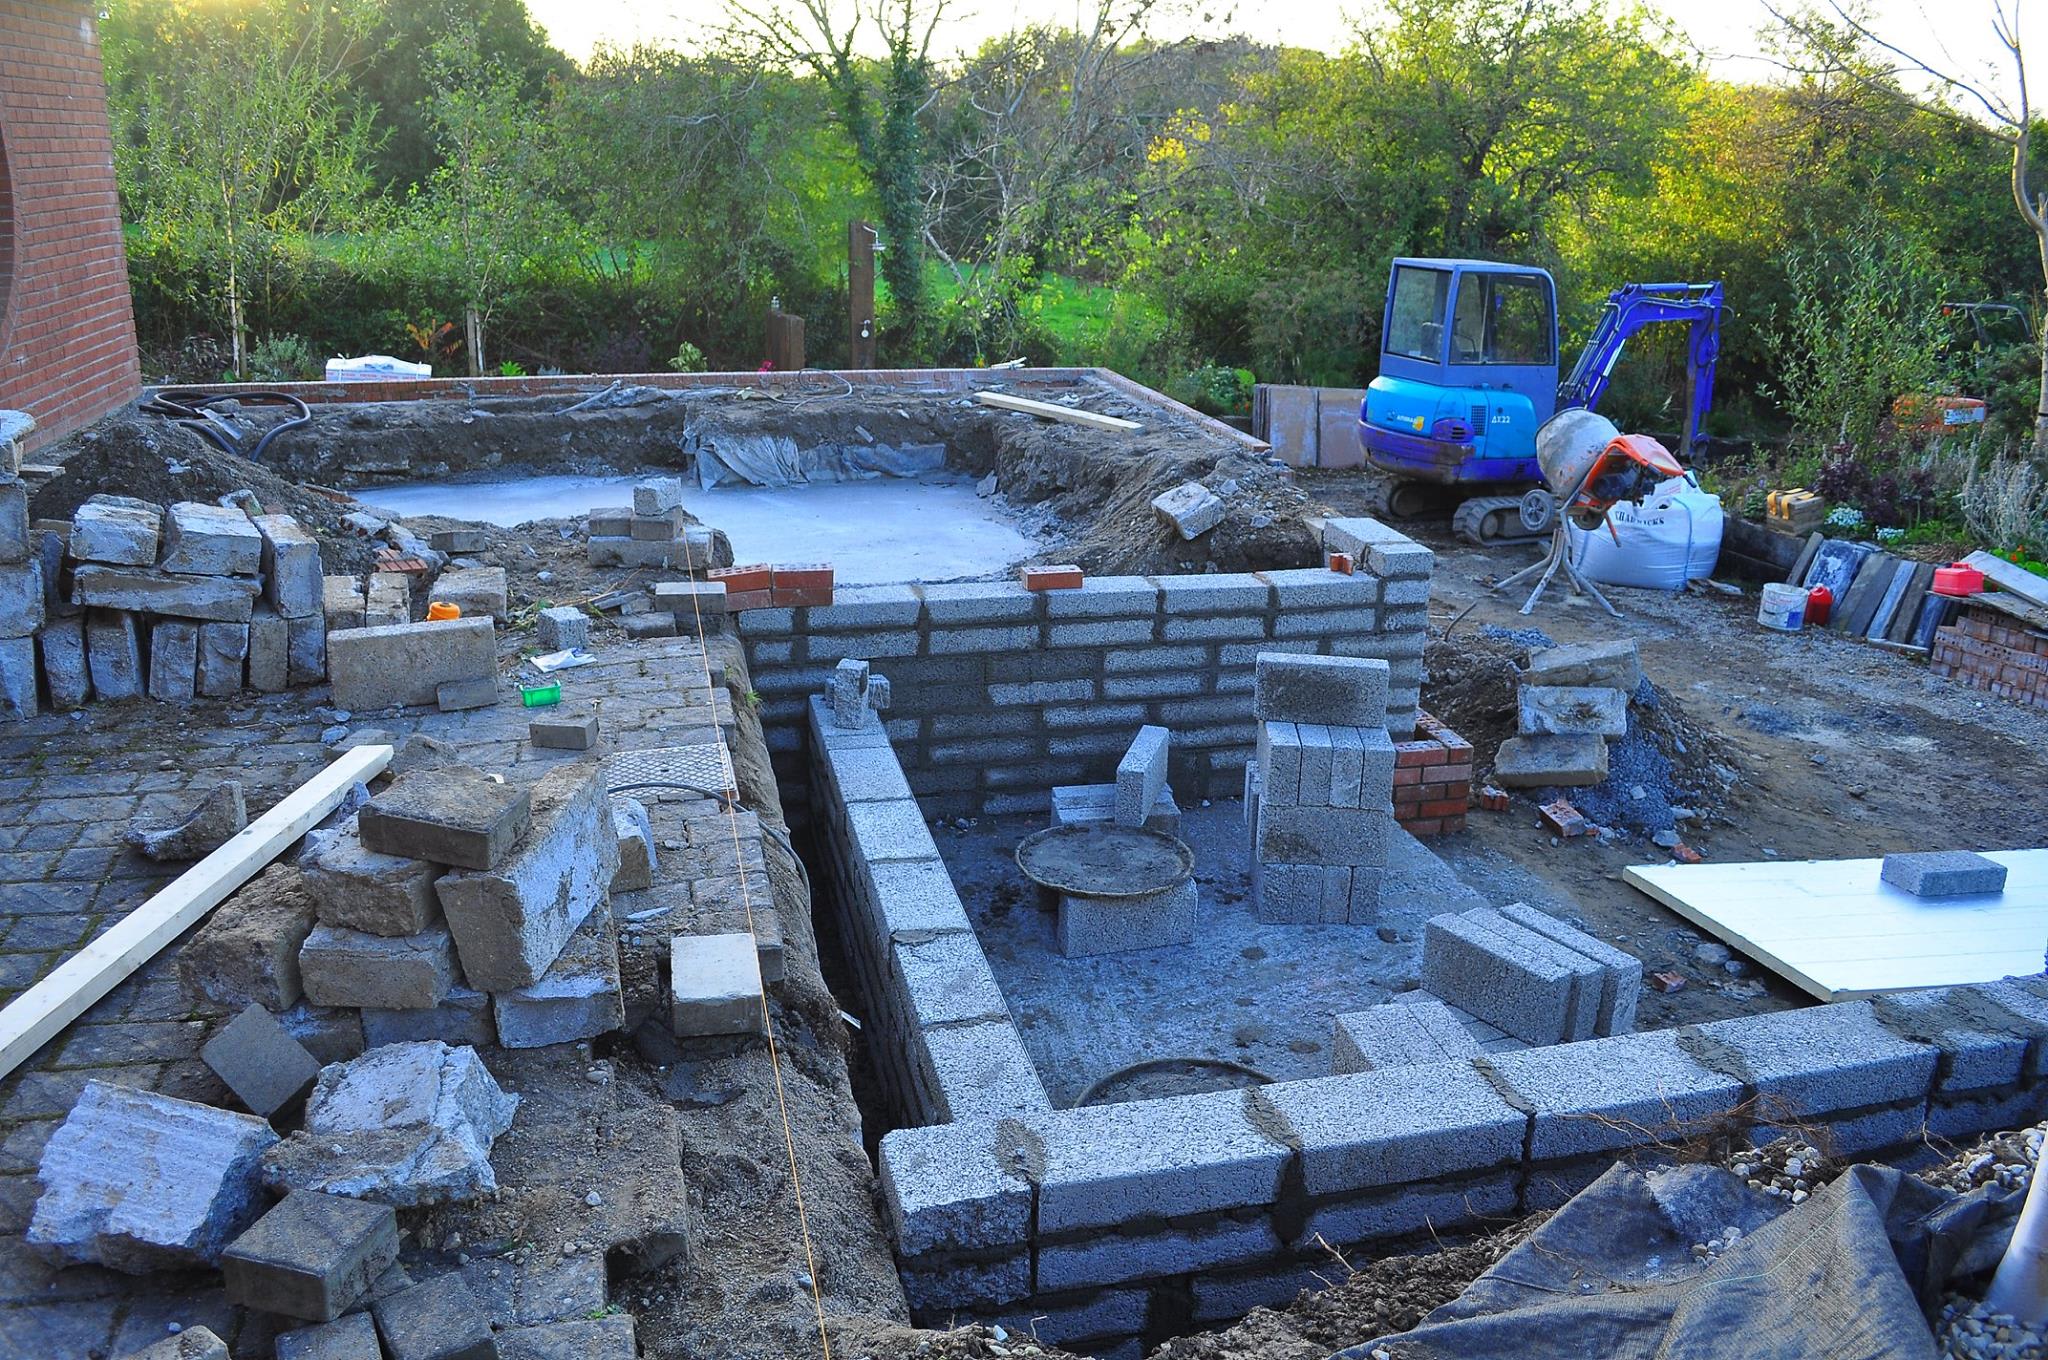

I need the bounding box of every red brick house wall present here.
[0,1,141,452]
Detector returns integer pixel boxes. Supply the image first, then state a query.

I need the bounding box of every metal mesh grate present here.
[606,742,736,799]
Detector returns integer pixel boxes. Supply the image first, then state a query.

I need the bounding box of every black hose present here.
[139,389,312,464]
[1075,1056,1273,1107]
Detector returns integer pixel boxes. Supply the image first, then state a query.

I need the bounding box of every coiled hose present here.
[139,389,311,464]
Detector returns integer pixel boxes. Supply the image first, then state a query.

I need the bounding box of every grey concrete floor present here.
[931,799,1542,1106]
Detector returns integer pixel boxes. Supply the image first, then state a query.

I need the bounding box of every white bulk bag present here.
[1565,472,1723,590]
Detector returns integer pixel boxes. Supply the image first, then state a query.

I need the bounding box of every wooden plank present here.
[1886,562,1937,643]
[0,745,392,1080]
[1964,550,2048,610]
[1787,531,1825,586]
[1866,558,1919,640]
[977,390,1143,432]
[1624,849,2048,1002]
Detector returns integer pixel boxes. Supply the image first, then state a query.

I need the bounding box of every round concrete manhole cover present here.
[1014,823,1194,899]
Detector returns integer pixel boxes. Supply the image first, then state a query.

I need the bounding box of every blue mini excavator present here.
[1356,258,1723,544]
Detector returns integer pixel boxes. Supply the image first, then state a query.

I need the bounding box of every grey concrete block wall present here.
[748,542,1433,821]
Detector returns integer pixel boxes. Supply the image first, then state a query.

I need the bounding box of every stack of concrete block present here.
[1494,639,1641,789]
[588,477,727,570]
[1051,725,1199,958]
[1330,995,1481,1074]
[0,494,329,720]
[1420,902,1640,1045]
[1246,653,1396,925]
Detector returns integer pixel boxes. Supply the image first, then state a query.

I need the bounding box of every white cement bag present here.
[1565,472,1723,590]
[324,354,431,382]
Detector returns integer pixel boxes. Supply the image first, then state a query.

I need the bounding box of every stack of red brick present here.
[1392,710,1472,835]
[1932,605,2048,710]
[709,563,834,609]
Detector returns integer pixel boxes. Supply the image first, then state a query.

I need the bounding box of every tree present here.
[103,0,380,377]
[1770,0,2048,453]
[728,0,946,356]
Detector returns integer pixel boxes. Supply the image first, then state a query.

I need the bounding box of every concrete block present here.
[276,1312,383,1360]
[651,579,729,626]
[1258,1060,1524,1195]
[497,1317,638,1360]
[1332,998,1480,1073]
[0,475,21,563]
[161,501,262,575]
[0,558,42,637]
[535,605,589,651]
[1037,1088,1288,1231]
[1043,574,1158,618]
[1493,733,1608,788]
[362,985,496,1050]
[203,1002,321,1116]
[1258,565,1380,609]
[87,608,145,698]
[1058,879,1197,956]
[1300,1174,1518,1251]
[327,617,496,711]
[878,1118,1034,1255]
[179,864,317,1011]
[827,745,916,805]
[266,1042,519,1207]
[1321,516,1434,578]
[300,923,458,1010]
[38,611,90,708]
[1156,573,1269,613]
[1421,911,1582,1045]
[895,932,1010,1028]
[1524,639,1642,691]
[672,932,765,1037]
[223,1190,398,1322]
[436,763,617,990]
[301,814,444,937]
[147,619,199,702]
[430,527,491,553]
[248,606,290,692]
[437,675,497,711]
[373,1273,497,1360]
[28,1082,279,1271]
[610,796,655,892]
[1251,859,1323,925]
[587,507,632,537]
[1114,724,1170,827]
[288,612,327,685]
[1871,986,2031,1093]
[1039,1216,1279,1291]
[1682,1000,1939,1116]
[1486,1029,1744,1158]
[1518,685,1628,738]
[1255,803,1394,868]
[634,476,684,514]
[364,574,411,628]
[118,1328,232,1360]
[74,565,259,621]
[277,1002,367,1066]
[863,858,974,939]
[429,566,509,623]
[1496,901,1641,1035]
[1881,850,2007,897]
[1152,481,1226,539]
[1257,721,1303,804]
[921,580,1034,624]
[530,711,599,750]
[1253,653,1390,726]
[70,495,161,565]
[197,621,248,696]
[1049,782,1181,835]
[255,515,323,618]
[359,768,532,871]
[0,634,31,720]
[493,910,624,1048]
[847,798,939,864]
[900,1253,1032,1310]
[629,509,688,541]
[922,1021,1053,1122]
[324,575,367,631]
[810,582,924,628]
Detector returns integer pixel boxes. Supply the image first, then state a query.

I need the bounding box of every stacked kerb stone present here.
[587,476,727,570]
[3,494,330,721]
[1245,653,1396,925]
[1494,639,1642,789]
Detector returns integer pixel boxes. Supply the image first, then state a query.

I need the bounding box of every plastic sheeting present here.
[1564,473,1725,591]
[1335,1161,2026,1360]
[690,430,949,490]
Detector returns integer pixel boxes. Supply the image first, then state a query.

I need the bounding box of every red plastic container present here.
[1804,584,1833,626]
[1932,562,1986,597]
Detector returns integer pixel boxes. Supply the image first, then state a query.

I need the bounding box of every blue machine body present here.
[1359,257,1723,487]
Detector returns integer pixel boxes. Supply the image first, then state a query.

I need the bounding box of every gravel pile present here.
[1938,1298,2047,1360]
[1725,1136,1829,1205]
[1921,1125,2045,1196]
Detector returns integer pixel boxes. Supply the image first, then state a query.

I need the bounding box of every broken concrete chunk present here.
[633,476,684,515]
[0,635,33,720]
[148,618,198,702]
[73,564,261,621]
[86,607,145,698]
[255,514,324,618]
[203,1003,322,1117]
[263,1042,519,1207]
[429,565,510,623]
[326,617,496,711]
[436,762,618,990]
[275,1312,383,1360]
[0,475,23,564]
[115,1327,231,1360]
[301,813,445,936]
[223,1189,399,1323]
[363,984,496,1050]
[127,780,247,861]
[1882,850,2007,898]
[180,864,319,1010]
[536,604,589,651]
[1492,733,1610,788]
[1151,480,1225,539]
[289,611,328,685]
[436,675,498,712]
[325,727,458,779]
[196,620,249,697]
[373,1272,497,1360]
[1524,638,1643,692]
[248,606,290,692]
[71,494,163,566]
[497,1316,638,1360]
[29,1081,279,1272]
[358,767,532,871]
[38,612,91,709]
[300,922,459,1010]
[493,909,625,1049]
[610,796,654,893]
[161,501,263,575]
[1518,684,1629,738]
[0,557,43,637]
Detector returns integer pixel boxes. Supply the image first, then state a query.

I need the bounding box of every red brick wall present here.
[1932,605,2048,710]
[0,1,141,452]
[1392,710,1472,836]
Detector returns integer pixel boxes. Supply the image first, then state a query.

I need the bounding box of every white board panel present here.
[1623,850,2048,1001]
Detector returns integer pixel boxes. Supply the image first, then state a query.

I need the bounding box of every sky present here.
[522,0,2028,105]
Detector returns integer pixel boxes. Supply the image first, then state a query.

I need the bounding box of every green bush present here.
[245,333,321,382]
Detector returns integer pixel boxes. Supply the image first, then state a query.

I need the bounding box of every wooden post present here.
[766,309,806,373]
[849,221,877,369]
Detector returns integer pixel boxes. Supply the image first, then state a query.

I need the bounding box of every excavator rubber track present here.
[1452,496,1549,546]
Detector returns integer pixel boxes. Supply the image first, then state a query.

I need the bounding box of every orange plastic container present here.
[1932,563,1986,597]
[425,601,462,621]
